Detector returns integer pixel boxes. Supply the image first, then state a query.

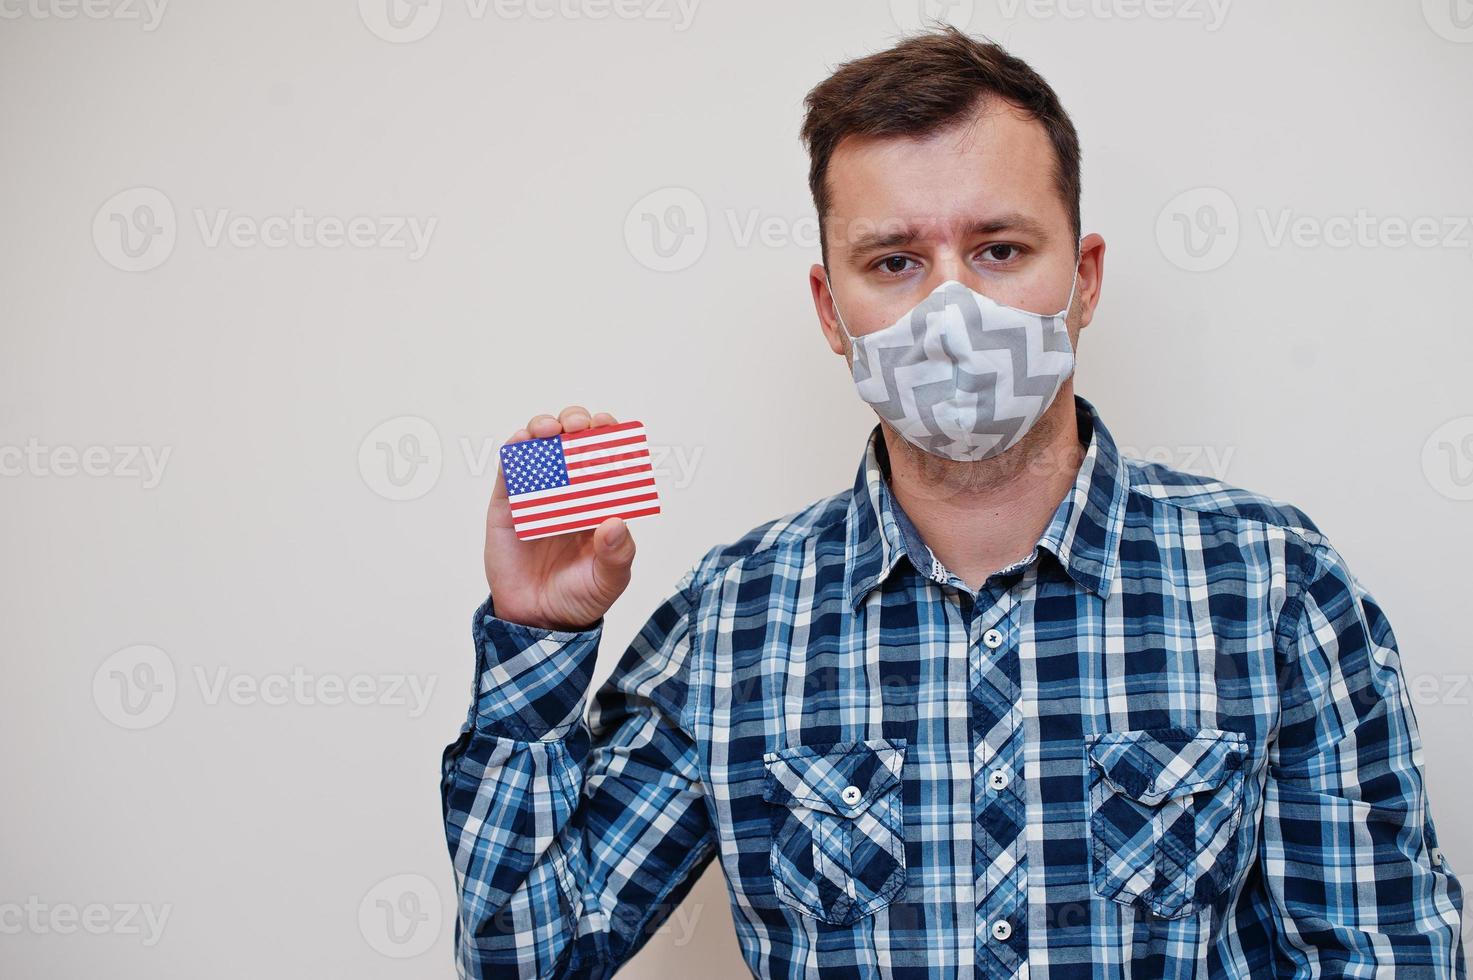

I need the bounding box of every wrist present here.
[471,594,603,741]
[484,591,603,634]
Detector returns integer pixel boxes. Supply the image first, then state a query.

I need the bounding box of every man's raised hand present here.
[483,406,638,631]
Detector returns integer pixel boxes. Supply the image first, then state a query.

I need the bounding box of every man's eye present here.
[878,255,914,275]
[981,244,1019,262]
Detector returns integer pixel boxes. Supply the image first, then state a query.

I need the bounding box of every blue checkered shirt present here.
[441,395,1464,978]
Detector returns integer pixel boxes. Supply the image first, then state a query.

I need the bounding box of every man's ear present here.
[1074,233,1106,332]
[809,262,849,358]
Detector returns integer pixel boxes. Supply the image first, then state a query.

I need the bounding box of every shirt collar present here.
[842,394,1130,610]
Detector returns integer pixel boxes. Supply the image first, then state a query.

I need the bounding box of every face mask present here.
[826,264,1080,462]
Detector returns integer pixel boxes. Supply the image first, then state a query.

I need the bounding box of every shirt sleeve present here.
[1261,536,1466,976]
[440,564,716,979]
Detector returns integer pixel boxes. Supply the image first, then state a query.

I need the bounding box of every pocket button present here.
[841,784,862,805]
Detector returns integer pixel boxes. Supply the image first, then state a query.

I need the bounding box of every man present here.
[441,27,1464,978]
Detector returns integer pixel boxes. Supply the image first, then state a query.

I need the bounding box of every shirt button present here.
[841,785,862,805]
[991,919,1012,941]
[988,768,1010,791]
[982,628,1003,649]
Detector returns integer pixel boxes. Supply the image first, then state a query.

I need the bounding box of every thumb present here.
[591,518,636,594]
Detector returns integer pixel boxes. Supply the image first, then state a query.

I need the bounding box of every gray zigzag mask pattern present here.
[832,276,1077,462]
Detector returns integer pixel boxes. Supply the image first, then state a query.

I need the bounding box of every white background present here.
[2,1,1470,976]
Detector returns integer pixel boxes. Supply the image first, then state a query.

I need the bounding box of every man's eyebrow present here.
[844,226,918,254]
[966,212,1053,241]
[843,212,1053,256]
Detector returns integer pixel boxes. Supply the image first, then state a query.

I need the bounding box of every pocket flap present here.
[763,737,906,818]
[1087,727,1246,805]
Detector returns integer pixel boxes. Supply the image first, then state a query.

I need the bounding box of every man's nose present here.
[924,253,984,295]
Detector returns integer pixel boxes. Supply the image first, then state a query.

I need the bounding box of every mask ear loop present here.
[823,269,856,343]
[1059,236,1086,319]
[1056,263,1081,320]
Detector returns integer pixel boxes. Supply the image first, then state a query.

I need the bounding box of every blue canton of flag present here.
[501,437,569,495]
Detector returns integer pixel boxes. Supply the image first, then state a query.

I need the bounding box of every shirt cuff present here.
[471,593,603,741]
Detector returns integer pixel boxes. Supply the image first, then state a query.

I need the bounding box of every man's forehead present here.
[822,104,1061,235]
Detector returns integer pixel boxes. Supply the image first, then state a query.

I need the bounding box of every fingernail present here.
[607,521,626,545]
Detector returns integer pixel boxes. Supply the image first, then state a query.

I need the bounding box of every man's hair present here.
[800,26,1081,264]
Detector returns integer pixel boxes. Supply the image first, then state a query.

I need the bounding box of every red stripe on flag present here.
[562,433,646,456]
[511,491,660,526]
[518,505,662,540]
[508,476,657,512]
[567,463,652,485]
[565,448,648,469]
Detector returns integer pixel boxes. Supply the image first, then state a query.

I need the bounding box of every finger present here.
[489,463,508,508]
[591,412,617,428]
[526,413,561,438]
[590,518,636,594]
[559,405,592,433]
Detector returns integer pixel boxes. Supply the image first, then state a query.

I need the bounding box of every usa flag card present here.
[499,420,661,541]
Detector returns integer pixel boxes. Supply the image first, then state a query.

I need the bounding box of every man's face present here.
[810,99,1103,361]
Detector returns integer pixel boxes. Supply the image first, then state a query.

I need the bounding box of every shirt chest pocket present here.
[761,738,908,926]
[1085,727,1249,919]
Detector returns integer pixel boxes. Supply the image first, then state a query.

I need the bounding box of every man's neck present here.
[880,388,1087,593]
